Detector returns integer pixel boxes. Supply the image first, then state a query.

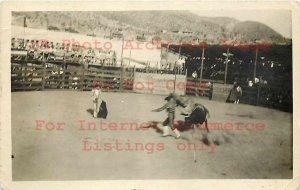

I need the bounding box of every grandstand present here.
[11,25,292,111]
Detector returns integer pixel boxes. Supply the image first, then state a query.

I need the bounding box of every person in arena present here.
[152,93,184,139]
[91,83,102,118]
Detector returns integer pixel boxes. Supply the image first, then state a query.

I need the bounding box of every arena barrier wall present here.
[11,51,213,100]
[133,72,186,96]
[11,61,135,92]
[211,83,232,102]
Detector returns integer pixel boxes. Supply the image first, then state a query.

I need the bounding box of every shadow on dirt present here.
[86,109,93,116]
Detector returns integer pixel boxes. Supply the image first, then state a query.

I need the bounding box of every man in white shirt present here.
[91,83,102,118]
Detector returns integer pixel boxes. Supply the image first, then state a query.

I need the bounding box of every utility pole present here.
[178,41,182,75]
[174,65,177,93]
[128,48,131,67]
[121,37,124,67]
[166,43,170,70]
[200,46,205,83]
[160,43,163,69]
[120,37,124,91]
[253,47,258,81]
[224,48,229,84]
[178,41,182,59]
[173,42,181,93]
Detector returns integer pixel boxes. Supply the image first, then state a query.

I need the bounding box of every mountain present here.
[11,11,290,44]
[232,21,288,43]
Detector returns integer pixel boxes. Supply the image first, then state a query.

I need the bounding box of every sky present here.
[191,10,292,38]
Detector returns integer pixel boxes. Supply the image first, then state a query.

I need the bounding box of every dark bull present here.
[174,95,210,132]
[184,104,210,132]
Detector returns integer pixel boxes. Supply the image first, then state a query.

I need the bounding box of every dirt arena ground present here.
[11,91,292,180]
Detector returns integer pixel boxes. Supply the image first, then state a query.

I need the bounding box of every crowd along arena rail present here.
[10,51,292,112]
[10,52,214,100]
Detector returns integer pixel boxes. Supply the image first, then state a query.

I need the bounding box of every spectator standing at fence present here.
[181,57,186,73]
[192,70,198,81]
[232,82,242,104]
[234,85,242,104]
[248,80,254,87]
[226,82,242,104]
[92,83,102,118]
[175,57,185,74]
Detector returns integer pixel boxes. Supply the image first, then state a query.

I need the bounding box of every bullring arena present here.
[11,26,292,180]
[12,91,292,180]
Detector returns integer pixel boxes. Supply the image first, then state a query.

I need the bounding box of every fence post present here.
[81,64,85,91]
[25,50,28,89]
[184,69,187,96]
[133,66,136,91]
[173,66,177,93]
[120,66,124,92]
[256,83,261,106]
[209,82,213,100]
[200,47,205,83]
[41,52,46,90]
[62,54,66,89]
[101,64,104,89]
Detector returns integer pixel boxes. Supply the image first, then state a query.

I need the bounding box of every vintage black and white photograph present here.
[10,9,293,180]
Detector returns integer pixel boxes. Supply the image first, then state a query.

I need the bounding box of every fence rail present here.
[240,84,292,112]
[13,58,291,111]
[11,60,213,100]
[185,77,213,99]
[11,61,135,92]
[11,49,214,100]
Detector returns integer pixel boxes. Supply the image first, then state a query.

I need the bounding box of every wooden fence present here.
[11,61,135,92]
[185,77,213,100]
[240,84,292,112]
[11,52,213,100]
